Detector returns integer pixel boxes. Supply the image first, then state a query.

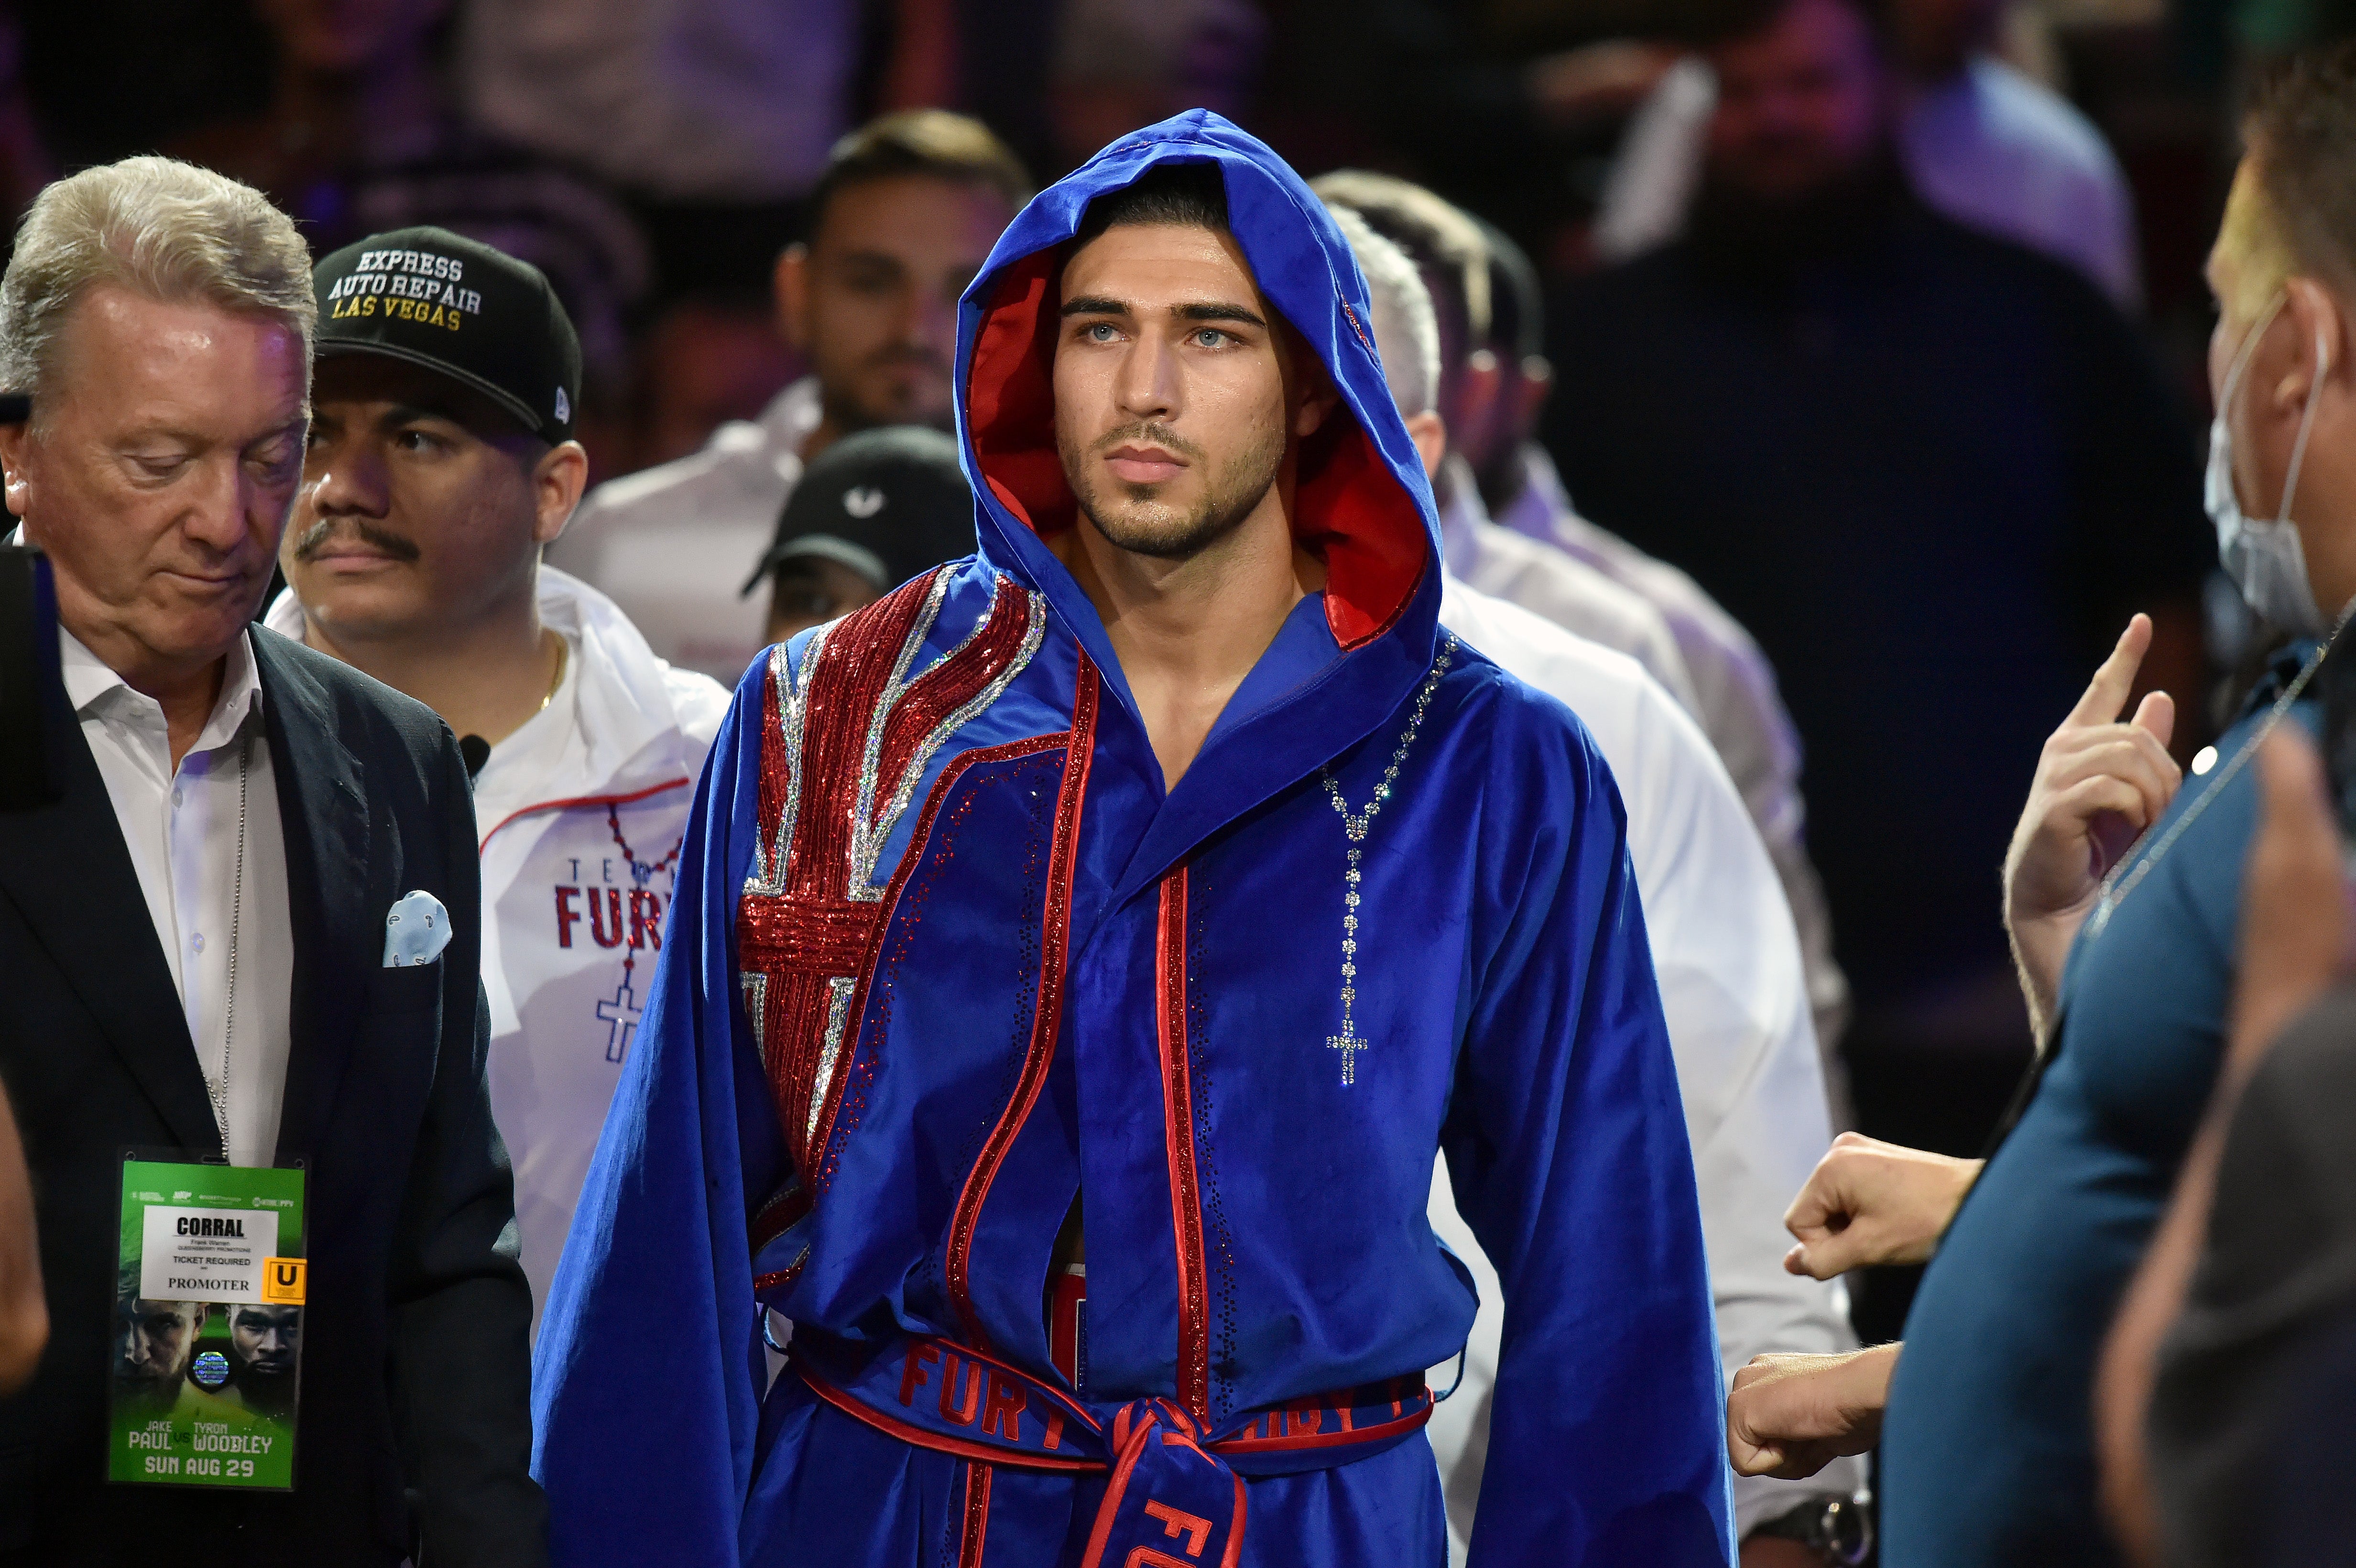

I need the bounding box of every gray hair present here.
[0,156,315,414]
[1327,204,1440,419]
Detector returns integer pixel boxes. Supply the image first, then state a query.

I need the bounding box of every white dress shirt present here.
[1497,443,1853,1103]
[1427,577,1863,1551]
[62,629,294,1168]
[547,375,823,687]
[1433,453,1702,714]
[1595,54,2141,308]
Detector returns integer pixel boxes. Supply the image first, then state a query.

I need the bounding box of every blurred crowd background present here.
[4,0,2269,479]
[0,0,2306,1341]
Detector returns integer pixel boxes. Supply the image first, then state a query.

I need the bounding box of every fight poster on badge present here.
[109,1155,306,1490]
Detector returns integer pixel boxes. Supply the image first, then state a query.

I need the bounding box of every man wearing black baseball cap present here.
[745,425,979,644]
[268,226,729,1337]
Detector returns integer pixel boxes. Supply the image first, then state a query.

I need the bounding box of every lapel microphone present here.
[458,734,491,780]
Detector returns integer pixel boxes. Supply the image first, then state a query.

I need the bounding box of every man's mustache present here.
[1091,422,1204,464]
[292,516,421,564]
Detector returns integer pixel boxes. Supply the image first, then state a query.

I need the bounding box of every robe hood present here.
[954,110,1442,672]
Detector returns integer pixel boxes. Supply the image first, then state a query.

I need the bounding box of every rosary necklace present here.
[1317,636,1456,1087]
[596,804,686,1063]
[207,732,252,1150]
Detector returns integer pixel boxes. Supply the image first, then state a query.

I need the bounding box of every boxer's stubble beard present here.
[1060,418,1286,561]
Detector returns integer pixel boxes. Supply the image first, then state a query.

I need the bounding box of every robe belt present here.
[790,1331,1435,1568]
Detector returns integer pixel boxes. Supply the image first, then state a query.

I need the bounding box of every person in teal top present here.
[1724,44,2356,1565]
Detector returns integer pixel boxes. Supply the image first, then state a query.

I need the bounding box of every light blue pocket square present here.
[383,890,453,968]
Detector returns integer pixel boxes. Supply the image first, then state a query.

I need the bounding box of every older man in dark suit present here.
[0,156,543,1567]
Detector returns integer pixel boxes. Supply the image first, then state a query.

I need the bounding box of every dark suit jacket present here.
[0,627,546,1567]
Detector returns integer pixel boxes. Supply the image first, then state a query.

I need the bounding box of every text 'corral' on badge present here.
[383,889,453,968]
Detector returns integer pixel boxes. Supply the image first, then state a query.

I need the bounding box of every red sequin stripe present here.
[960,1461,993,1568]
[751,1248,807,1294]
[1155,865,1211,1426]
[872,582,1036,816]
[739,570,1041,1184]
[945,656,1101,1352]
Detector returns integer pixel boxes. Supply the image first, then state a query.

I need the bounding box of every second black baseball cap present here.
[312,226,582,442]
[742,427,978,598]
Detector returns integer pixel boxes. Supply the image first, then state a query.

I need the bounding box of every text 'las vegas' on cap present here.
[312,225,581,442]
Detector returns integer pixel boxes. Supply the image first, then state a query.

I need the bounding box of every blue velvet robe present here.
[531,111,1730,1568]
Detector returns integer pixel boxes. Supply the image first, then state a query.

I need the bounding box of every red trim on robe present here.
[945,654,1101,1352]
[1155,865,1212,1425]
[959,1460,993,1568]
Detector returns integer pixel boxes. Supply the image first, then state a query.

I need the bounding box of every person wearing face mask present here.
[1721,46,2356,1567]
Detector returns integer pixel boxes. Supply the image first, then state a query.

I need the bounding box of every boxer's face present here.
[1052,221,1331,561]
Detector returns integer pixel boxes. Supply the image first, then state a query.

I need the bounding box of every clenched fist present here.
[1728,1345,1898,1480]
[1783,1132,1982,1279]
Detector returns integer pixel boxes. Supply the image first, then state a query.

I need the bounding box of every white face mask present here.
[2207,289,2337,637]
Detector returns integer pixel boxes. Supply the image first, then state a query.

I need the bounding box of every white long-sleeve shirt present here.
[1497,443,1852,1108]
[548,376,822,688]
[1427,577,1863,1550]
[61,628,294,1168]
[1434,453,1702,714]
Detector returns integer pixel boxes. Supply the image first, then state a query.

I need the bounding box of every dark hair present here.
[807,110,1033,242]
[2246,44,2356,291]
[1072,161,1231,250]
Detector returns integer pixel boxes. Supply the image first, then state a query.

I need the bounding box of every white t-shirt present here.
[268,570,730,1328]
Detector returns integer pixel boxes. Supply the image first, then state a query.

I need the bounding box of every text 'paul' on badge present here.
[138,1205,279,1305]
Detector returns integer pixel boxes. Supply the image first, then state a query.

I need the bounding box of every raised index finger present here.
[2066,614,2153,729]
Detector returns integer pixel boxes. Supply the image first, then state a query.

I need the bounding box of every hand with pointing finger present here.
[2005,614,2183,1042]
[1782,1131,1982,1278]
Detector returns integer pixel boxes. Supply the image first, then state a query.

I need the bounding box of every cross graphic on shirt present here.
[1327,1019,1368,1087]
[596,981,642,1063]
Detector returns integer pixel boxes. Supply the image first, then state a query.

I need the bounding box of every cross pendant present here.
[597,981,644,1063]
[1327,1019,1368,1087]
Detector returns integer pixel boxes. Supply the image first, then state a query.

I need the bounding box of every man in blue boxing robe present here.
[531,112,1729,1568]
